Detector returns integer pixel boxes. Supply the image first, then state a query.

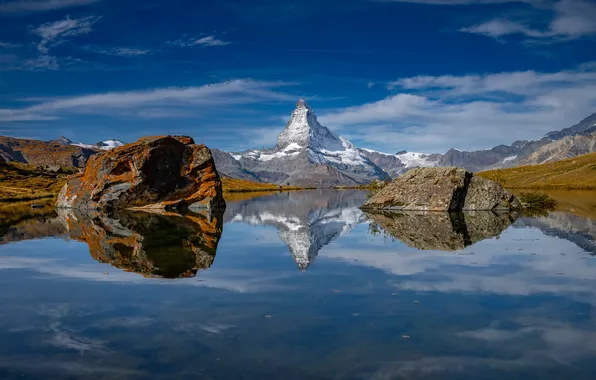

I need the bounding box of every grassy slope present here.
[0,162,68,202]
[478,152,596,190]
[221,177,306,192]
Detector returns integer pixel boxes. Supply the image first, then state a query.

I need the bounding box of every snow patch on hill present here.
[72,140,125,151]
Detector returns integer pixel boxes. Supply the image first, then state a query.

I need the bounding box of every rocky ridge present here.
[0,136,98,168]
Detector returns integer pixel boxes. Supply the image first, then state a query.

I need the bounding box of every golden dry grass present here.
[519,189,596,220]
[221,177,306,192]
[478,152,596,190]
[0,162,67,202]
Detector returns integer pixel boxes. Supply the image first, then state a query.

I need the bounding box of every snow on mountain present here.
[358,148,441,177]
[396,151,440,168]
[72,140,125,151]
[277,99,345,151]
[98,139,125,149]
[214,99,390,186]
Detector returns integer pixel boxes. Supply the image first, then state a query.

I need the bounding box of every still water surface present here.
[1,190,596,379]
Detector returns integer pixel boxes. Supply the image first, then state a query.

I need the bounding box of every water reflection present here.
[365,211,519,251]
[58,209,223,278]
[515,211,596,254]
[0,201,66,244]
[224,190,366,270]
[2,191,596,378]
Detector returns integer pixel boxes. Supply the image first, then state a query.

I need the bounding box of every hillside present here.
[221,177,302,192]
[0,136,98,168]
[0,161,70,202]
[478,152,596,190]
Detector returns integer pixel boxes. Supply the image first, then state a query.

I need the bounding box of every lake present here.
[1,189,596,379]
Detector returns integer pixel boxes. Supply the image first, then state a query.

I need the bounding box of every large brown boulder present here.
[56,136,226,212]
[361,167,521,211]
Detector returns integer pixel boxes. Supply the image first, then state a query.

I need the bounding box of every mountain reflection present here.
[58,209,223,278]
[515,212,596,254]
[224,190,367,270]
[365,211,519,251]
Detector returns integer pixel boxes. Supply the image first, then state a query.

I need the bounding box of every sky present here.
[0,0,595,153]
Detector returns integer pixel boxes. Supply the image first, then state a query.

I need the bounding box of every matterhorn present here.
[212,99,392,186]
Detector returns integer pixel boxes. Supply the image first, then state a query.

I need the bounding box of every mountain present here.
[0,136,98,168]
[545,112,596,140]
[438,112,596,172]
[213,99,391,186]
[517,129,596,165]
[358,149,442,177]
[0,136,125,168]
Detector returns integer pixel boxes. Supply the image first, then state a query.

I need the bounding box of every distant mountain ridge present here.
[213,100,596,185]
[438,113,596,171]
[0,136,125,168]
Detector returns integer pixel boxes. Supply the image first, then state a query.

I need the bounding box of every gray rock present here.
[463,175,522,211]
[361,167,520,211]
[44,165,61,173]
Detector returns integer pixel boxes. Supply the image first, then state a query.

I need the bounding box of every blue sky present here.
[0,0,595,153]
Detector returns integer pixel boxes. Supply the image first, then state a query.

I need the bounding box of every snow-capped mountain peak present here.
[276,99,344,151]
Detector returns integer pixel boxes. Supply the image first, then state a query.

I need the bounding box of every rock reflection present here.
[365,211,519,251]
[58,209,223,278]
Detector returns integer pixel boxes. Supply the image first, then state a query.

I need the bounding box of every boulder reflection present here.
[58,209,223,278]
[365,211,519,251]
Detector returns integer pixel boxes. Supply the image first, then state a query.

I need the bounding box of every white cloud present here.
[169,35,231,47]
[195,36,231,46]
[0,42,21,48]
[0,0,100,13]
[33,16,101,54]
[460,19,549,38]
[85,46,152,57]
[461,0,596,41]
[321,63,596,152]
[0,79,296,122]
[26,16,101,70]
